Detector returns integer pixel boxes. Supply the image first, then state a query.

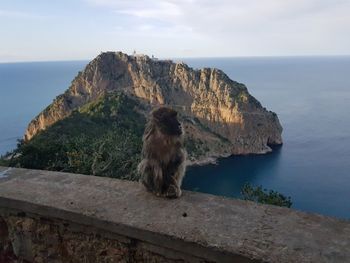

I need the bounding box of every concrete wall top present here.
[0,167,349,262]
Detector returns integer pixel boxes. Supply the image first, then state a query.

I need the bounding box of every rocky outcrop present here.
[24,52,282,162]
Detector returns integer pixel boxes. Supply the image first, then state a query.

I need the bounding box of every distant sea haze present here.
[0,56,350,219]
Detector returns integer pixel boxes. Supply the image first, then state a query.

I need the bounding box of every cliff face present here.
[24,52,282,162]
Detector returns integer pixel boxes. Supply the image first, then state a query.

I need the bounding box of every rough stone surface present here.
[23,52,282,163]
[1,167,350,263]
[1,214,202,263]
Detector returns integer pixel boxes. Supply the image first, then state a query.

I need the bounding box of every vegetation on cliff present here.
[2,93,145,180]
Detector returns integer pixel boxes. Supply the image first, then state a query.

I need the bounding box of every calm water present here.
[0,61,87,153]
[0,57,349,219]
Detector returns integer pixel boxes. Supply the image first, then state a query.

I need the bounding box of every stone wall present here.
[0,167,349,263]
[0,212,209,263]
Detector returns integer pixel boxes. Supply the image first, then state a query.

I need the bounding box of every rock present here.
[24,51,282,162]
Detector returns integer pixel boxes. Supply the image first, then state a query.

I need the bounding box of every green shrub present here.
[241,183,292,208]
[3,93,146,181]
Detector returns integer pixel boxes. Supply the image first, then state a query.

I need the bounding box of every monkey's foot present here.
[164,185,182,198]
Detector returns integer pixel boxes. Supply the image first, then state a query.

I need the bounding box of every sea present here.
[0,57,349,219]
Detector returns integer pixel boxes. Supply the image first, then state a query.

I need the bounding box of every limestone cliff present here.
[24,52,282,163]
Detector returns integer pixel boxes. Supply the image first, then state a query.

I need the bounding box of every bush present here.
[241,183,292,208]
[3,93,146,181]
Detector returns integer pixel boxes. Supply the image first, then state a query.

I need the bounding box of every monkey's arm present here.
[166,150,187,184]
[162,150,187,198]
[171,151,185,169]
[172,149,187,186]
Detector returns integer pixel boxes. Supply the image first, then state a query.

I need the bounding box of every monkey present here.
[138,107,187,198]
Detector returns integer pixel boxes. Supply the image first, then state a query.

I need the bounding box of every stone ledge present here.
[0,166,349,262]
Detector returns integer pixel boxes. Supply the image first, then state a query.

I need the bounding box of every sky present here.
[1,0,350,62]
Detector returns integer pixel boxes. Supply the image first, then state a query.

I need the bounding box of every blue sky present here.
[1,0,350,62]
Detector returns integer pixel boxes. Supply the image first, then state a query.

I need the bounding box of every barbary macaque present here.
[138,107,187,198]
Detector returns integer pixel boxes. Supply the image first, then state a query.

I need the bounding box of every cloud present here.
[86,0,350,54]
[86,0,350,35]
[3,0,347,59]
[116,2,181,20]
[106,23,194,39]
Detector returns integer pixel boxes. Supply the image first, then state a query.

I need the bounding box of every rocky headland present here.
[23,52,282,166]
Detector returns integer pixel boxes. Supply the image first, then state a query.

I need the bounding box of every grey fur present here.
[138,107,187,198]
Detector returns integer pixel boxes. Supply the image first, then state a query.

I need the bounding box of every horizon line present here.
[1,54,350,64]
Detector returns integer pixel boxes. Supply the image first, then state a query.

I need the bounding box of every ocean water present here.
[182,56,350,219]
[0,61,87,153]
[0,57,349,219]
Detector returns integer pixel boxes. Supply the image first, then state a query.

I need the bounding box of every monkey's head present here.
[151,107,183,136]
